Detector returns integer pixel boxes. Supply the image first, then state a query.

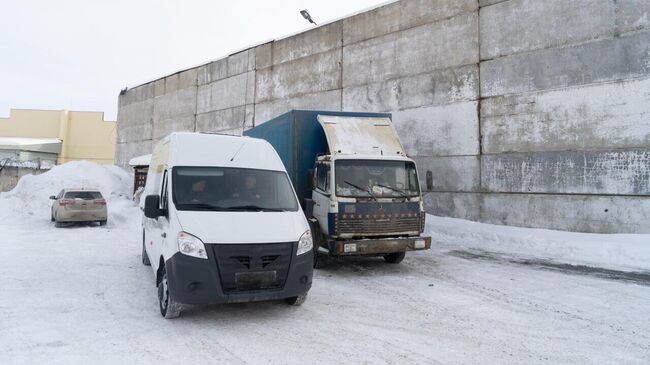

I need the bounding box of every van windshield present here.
[335,159,420,198]
[172,167,298,212]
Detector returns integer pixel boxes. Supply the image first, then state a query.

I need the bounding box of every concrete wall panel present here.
[343,12,478,87]
[254,90,342,124]
[423,192,481,221]
[196,105,253,134]
[255,49,341,102]
[392,102,479,157]
[482,149,650,195]
[481,0,615,60]
[342,64,478,112]
[481,193,650,233]
[272,22,342,65]
[151,116,195,141]
[481,30,650,97]
[481,77,650,154]
[153,88,197,121]
[414,156,480,192]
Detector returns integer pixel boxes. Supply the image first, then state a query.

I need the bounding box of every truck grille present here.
[212,243,293,293]
[336,214,421,236]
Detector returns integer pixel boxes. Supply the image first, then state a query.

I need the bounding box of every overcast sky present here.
[0,0,387,120]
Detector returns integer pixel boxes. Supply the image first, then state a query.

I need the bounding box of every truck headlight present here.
[297,230,313,256]
[177,231,208,259]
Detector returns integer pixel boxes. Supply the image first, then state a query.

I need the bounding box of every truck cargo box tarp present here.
[317,115,405,156]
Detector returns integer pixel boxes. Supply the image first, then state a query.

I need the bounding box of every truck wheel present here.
[313,252,327,269]
[142,241,151,266]
[158,266,181,319]
[286,293,308,306]
[309,219,327,269]
[384,252,406,264]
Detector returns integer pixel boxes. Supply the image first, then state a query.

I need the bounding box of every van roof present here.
[158,132,286,171]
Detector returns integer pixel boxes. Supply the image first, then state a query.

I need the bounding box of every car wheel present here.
[286,293,308,306]
[54,221,64,228]
[384,252,406,264]
[158,266,181,319]
[99,220,107,226]
[142,241,151,266]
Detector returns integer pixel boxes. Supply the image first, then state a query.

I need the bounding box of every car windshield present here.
[335,159,420,198]
[64,191,102,199]
[172,167,299,212]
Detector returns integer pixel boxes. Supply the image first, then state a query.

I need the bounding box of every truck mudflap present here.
[327,236,431,256]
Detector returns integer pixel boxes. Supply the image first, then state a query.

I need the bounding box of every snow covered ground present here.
[1,162,649,364]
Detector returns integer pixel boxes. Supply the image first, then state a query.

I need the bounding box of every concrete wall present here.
[116,0,650,233]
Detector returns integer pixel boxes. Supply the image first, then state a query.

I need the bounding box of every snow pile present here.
[426,215,650,272]
[0,161,138,225]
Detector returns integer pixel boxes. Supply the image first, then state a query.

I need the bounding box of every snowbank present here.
[426,215,650,272]
[0,161,137,225]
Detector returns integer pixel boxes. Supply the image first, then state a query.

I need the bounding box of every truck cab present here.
[244,111,431,267]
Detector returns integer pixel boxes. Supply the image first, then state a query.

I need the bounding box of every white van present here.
[141,132,313,318]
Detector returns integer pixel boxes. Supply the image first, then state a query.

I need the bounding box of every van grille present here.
[212,243,293,293]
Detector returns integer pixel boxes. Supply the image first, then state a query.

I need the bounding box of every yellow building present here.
[0,109,116,165]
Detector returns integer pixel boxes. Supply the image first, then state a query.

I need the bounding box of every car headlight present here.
[297,230,313,256]
[177,231,208,259]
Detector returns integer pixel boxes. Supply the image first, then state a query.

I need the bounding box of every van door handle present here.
[161,233,166,238]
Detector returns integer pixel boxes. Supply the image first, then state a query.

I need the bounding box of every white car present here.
[141,132,313,318]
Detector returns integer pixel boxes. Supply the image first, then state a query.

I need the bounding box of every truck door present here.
[312,161,331,235]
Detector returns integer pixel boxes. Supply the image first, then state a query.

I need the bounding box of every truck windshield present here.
[335,160,420,198]
[172,167,298,212]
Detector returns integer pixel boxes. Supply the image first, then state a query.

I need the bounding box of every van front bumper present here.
[327,236,431,256]
[165,243,313,305]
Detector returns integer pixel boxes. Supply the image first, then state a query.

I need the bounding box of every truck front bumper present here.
[327,236,431,256]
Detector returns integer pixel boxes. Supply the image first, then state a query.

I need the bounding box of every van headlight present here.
[297,230,313,256]
[177,231,208,259]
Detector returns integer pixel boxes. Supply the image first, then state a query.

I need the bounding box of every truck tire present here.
[286,293,308,306]
[309,219,327,269]
[384,252,406,264]
[158,265,182,319]
[142,241,151,266]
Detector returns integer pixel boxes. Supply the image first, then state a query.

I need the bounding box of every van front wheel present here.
[158,266,181,319]
[286,293,308,306]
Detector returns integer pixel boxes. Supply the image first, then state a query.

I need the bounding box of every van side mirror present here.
[49,195,56,200]
[144,195,162,218]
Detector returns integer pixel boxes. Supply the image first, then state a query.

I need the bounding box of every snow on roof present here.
[128,154,151,167]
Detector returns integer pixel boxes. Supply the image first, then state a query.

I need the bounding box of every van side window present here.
[160,170,168,210]
[316,163,330,193]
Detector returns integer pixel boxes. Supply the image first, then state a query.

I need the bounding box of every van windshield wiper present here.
[226,205,286,212]
[374,183,409,198]
[343,180,377,200]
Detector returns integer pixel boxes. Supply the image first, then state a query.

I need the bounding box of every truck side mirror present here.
[426,171,433,191]
[144,195,162,218]
[308,169,315,190]
[49,195,56,200]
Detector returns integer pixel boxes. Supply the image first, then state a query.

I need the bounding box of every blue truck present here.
[245,110,431,267]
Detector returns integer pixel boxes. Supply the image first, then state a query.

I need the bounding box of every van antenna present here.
[230,143,246,161]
